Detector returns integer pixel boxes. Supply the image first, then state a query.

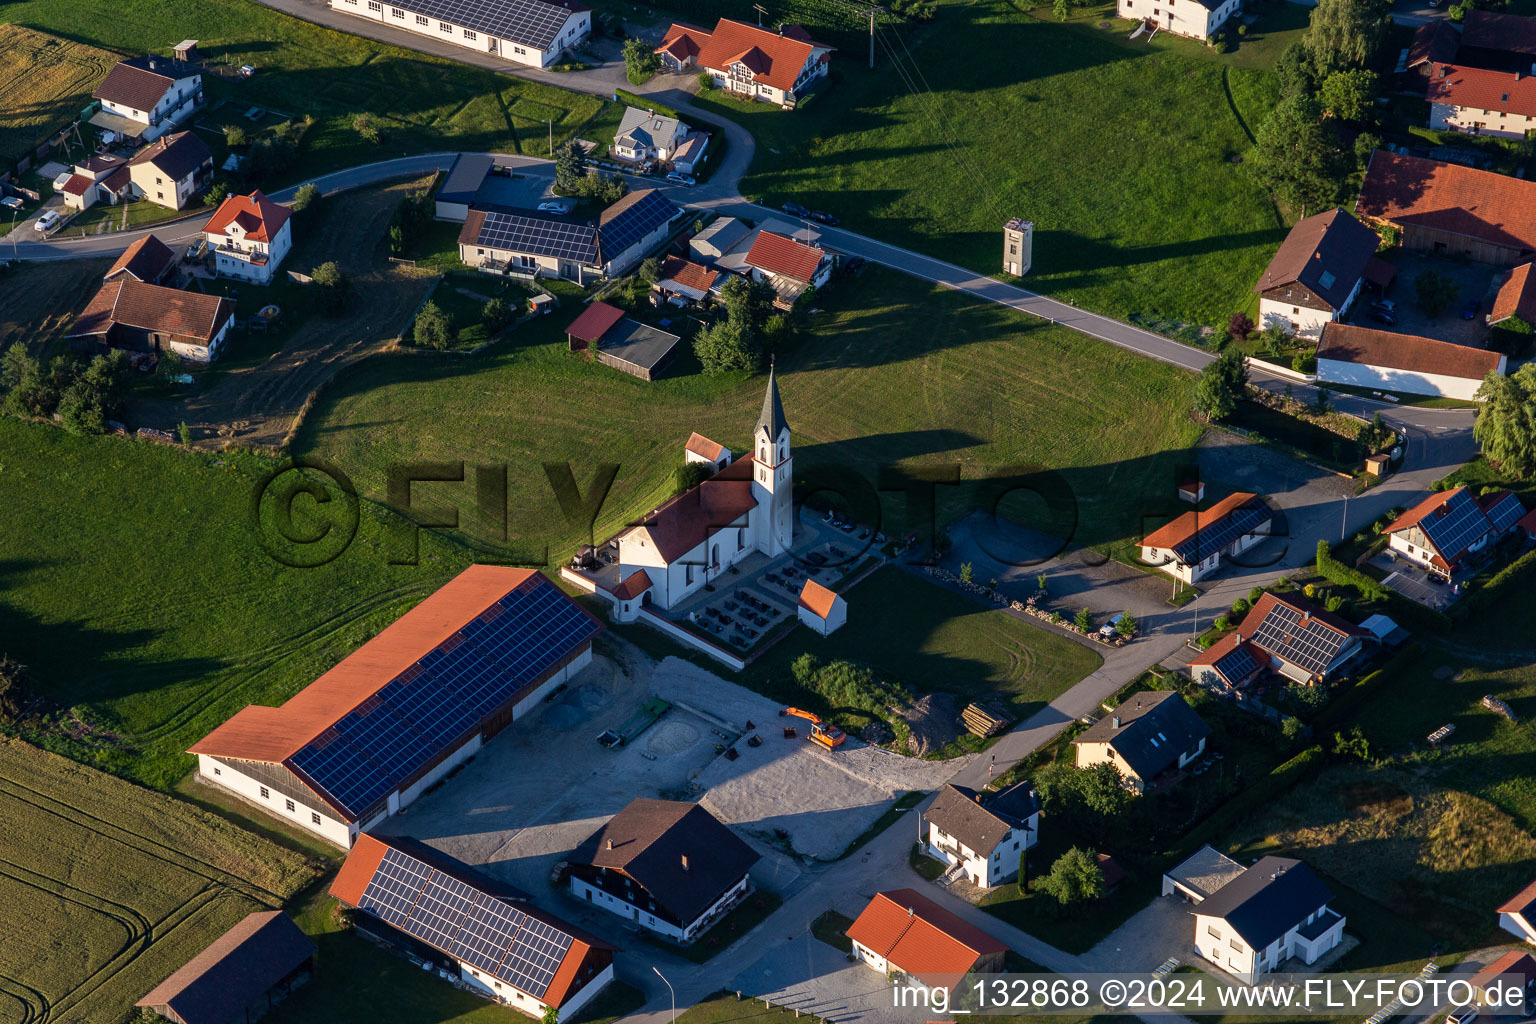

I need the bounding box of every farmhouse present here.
[656,19,833,108]
[1490,262,1536,327]
[1315,322,1505,401]
[567,798,760,943]
[327,0,591,69]
[1462,9,1536,65]
[1407,20,1460,73]
[920,781,1041,888]
[564,371,794,618]
[90,54,204,141]
[459,189,680,283]
[204,189,293,284]
[1427,62,1536,139]
[847,889,1007,991]
[564,300,680,381]
[1253,209,1383,338]
[1178,853,1346,977]
[1071,690,1210,794]
[1115,0,1242,42]
[136,911,315,1024]
[1383,485,1527,577]
[105,234,178,284]
[1139,491,1273,583]
[1357,151,1536,264]
[654,255,721,305]
[58,154,129,212]
[65,279,234,362]
[332,833,615,1019]
[189,565,602,848]
[1189,592,1370,689]
[797,578,846,636]
[744,230,833,308]
[1501,878,1536,944]
[126,131,214,210]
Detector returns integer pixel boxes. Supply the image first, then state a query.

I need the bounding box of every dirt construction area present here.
[380,637,965,910]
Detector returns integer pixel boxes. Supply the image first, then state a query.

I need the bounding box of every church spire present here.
[757,363,789,440]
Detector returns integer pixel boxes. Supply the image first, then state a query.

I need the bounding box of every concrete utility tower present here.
[1003,218,1032,277]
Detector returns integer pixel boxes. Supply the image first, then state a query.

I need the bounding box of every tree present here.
[224,124,248,147]
[1281,716,1306,744]
[245,134,296,179]
[542,1006,561,1024]
[1491,313,1535,357]
[0,656,34,722]
[1353,131,1383,171]
[554,139,588,192]
[1319,69,1378,123]
[1260,322,1289,357]
[1332,724,1372,762]
[309,261,350,315]
[291,182,321,212]
[1305,0,1392,78]
[1474,364,1536,480]
[1075,607,1093,632]
[639,256,663,284]
[1035,762,1133,845]
[202,181,230,207]
[1192,350,1249,422]
[1035,847,1106,914]
[1115,611,1137,638]
[675,459,710,494]
[1227,311,1255,341]
[1232,597,1250,616]
[1252,95,1351,213]
[1037,573,1050,593]
[1018,847,1030,893]
[1414,268,1460,317]
[482,297,511,334]
[413,300,454,349]
[1276,40,1318,99]
[693,319,757,374]
[960,562,974,583]
[156,349,183,385]
[57,350,128,435]
[622,37,661,83]
[352,112,383,144]
[177,420,192,446]
[1054,0,1070,19]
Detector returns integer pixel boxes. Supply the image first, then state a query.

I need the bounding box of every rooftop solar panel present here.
[1212,642,1259,683]
[1171,501,1272,564]
[359,848,433,927]
[476,211,599,265]
[1420,490,1491,562]
[390,0,580,49]
[1486,492,1525,533]
[1251,603,1349,676]
[599,191,678,260]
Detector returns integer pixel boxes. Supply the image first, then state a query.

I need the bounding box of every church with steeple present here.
[578,371,795,621]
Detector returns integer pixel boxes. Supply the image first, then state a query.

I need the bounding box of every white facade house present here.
[612,107,688,163]
[1427,63,1536,140]
[797,579,847,636]
[1117,0,1241,40]
[1139,492,1272,584]
[459,190,680,284]
[1253,208,1382,339]
[921,782,1041,888]
[1316,322,1506,402]
[126,131,214,210]
[327,0,590,69]
[656,20,833,108]
[90,55,204,141]
[204,190,294,285]
[684,432,731,470]
[1383,486,1527,577]
[1071,691,1211,794]
[1500,880,1536,944]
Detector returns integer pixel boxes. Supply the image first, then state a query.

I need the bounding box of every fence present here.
[638,608,748,671]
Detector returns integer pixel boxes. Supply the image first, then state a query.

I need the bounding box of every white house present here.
[1316,322,1506,401]
[333,833,615,1020]
[1253,208,1383,338]
[188,566,601,847]
[656,19,832,108]
[613,107,686,162]
[327,0,590,69]
[1189,592,1371,690]
[797,579,847,636]
[846,889,1007,990]
[1427,62,1536,140]
[1139,492,1272,584]
[204,190,293,284]
[921,782,1041,888]
[1383,485,1527,577]
[126,131,214,210]
[90,55,204,142]
[744,230,834,309]
[59,155,130,212]
[1117,0,1242,40]
[1071,691,1210,794]
[1499,879,1536,944]
[684,432,731,470]
[459,189,680,284]
[568,799,760,943]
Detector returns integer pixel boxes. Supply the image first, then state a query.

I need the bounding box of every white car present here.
[537,201,570,214]
[665,172,696,187]
[34,210,60,233]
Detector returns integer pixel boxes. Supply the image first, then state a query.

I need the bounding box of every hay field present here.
[0,24,119,165]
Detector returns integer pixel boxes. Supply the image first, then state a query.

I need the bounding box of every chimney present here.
[907,906,915,917]
[606,838,613,850]
[974,792,983,804]
[1112,715,1122,729]
[681,854,690,872]
[1234,632,1243,644]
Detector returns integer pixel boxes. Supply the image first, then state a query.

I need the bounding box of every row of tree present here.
[554,141,628,204]
[0,345,131,436]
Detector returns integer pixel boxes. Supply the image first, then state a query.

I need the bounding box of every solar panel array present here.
[359,847,577,997]
[599,191,678,260]
[1485,492,1526,533]
[476,211,598,264]
[1419,489,1491,563]
[289,577,600,816]
[1171,502,1272,564]
[1250,601,1348,676]
[1212,642,1259,685]
[398,0,578,48]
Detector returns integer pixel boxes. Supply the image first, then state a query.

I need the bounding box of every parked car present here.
[781,201,810,218]
[536,201,570,214]
[809,210,839,226]
[1098,613,1126,638]
[1446,1006,1476,1024]
[1371,298,1397,314]
[1370,307,1398,325]
[1461,298,1480,320]
[33,210,59,233]
[665,172,696,187]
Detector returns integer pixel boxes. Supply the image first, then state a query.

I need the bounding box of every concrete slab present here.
[1078,894,1198,973]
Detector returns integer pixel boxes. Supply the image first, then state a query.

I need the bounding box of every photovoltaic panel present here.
[1211,642,1258,684]
[1486,492,1526,533]
[1250,602,1348,676]
[498,915,573,994]
[359,848,433,926]
[1171,502,1271,564]
[411,873,480,950]
[390,0,577,49]
[599,191,678,258]
[450,897,525,972]
[1420,490,1490,562]
[476,211,598,264]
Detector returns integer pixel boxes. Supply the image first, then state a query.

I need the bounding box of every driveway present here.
[1078,895,1195,974]
[1367,254,1501,348]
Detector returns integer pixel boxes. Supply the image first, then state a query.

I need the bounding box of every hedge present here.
[1164,745,1326,862]
[1316,540,1451,634]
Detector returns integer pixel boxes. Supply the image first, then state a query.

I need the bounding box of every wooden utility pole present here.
[546,117,553,156]
[869,7,877,69]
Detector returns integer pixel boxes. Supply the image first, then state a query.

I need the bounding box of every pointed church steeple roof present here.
[757,365,789,439]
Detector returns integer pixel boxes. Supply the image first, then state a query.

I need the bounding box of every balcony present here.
[216,245,269,266]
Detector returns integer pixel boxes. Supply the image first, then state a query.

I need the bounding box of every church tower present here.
[751,367,793,557]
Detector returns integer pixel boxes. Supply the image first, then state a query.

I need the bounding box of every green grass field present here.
[0,737,316,1024]
[692,0,1286,327]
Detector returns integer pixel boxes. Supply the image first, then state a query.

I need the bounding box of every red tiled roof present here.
[101,165,132,193]
[1357,150,1536,255]
[61,174,93,197]
[1316,322,1505,383]
[330,832,390,906]
[205,189,291,243]
[65,279,232,344]
[610,569,652,600]
[1492,262,1536,325]
[1387,488,1460,534]
[106,233,177,283]
[798,579,840,619]
[1499,878,1536,916]
[1140,492,1263,550]
[1471,950,1536,990]
[661,255,719,293]
[1427,62,1536,119]
[1519,507,1536,536]
[623,456,759,562]
[846,889,1006,990]
[93,59,180,113]
[1464,9,1536,56]
[1408,19,1461,68]
[565,301,625,343]
[684,432,728,461]
[1193,592,1367,673]
[746,230,825,283]
[695,19,818,93]
[655,23,711,61]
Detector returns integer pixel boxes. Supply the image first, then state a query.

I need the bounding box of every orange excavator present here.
[780,707,846,750]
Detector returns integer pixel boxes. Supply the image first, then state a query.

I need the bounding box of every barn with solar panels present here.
[332,833,616,1018]
[327,0,590,69]
[1189,592,1372,689]
[458,189,681,284]
[189,566,603,847]
[1139,492,1274,584]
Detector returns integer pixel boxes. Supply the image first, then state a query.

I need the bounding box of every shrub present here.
[675,460,710,494]
[352,112,383,144]
[698,72,715,91]
[1227,311,1255,341]
[1035,847,1106,914]
[309,261,350,315]
[413,300,454,349]
[482,297,512,334]
[202,181,231,208]
[291,182,321,212]
[1248,586,1265,604]
[1231,598,1250,616]
[960,562,974,583]
[1075,608,1093,632]
[1291,353,1316,373]
[1213,614,1230,630]
[177,421,192,446]
[1236,22,1249,34]
[1303,582,1318,599]
[223,124,248,147]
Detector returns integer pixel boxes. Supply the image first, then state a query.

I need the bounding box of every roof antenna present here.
[753,3,769,25]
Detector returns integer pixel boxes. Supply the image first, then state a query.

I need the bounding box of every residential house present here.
[1253,208,1384,338]
[1116,0,1242,41]
[90,55,204,142]
[654,256,721,305]
[1490,262,1536,328]
[1163,843,1248,901]
[327,0,591,69]
[104,234,178,285]
[188,566,602,847]
[1502,879,1536,943]
[1470,950,1536,1005]
[1172,851,1346,977]
[1071,690,1210,793]
[1427,62,1536,138]
[204,190,294,284]
[1357,150,1536,264]
[847,889,1007,992]
[564,300,680,381]
[1383,485,1527,577]
[744,230,833,308]
[920,781,1041,888]
[1462,10,1536,66]
[683,432,731,470]
[1138,491,1273,584]
[136,912,315,1024]
[568,798,760,943]
[797,579,847,636]
[58,154,130,212]
[1189,592,1371,689]
[658,19,833,108]
[1315,322,1506,401]
[458,189,680,283]
[65,279,233,363]
[332,833,615,1019]
[126,131,214,210]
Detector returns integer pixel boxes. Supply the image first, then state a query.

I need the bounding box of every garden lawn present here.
[692,0,1284,327]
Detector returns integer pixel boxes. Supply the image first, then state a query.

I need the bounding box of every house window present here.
[156,176,163,185]
[311,812,322,825]
[416,13,428,23]
[440,20,452,30]
[212,765,221,776]
[285,798,296,811]
[1207,925,1221,939]
[1292,307,1299,314]
[464,28,477,39]
[157,192,164,200]
[1231,939,1245,952]
[391,6,404,17]
[259,786,270,799]
[368,0,380,8]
